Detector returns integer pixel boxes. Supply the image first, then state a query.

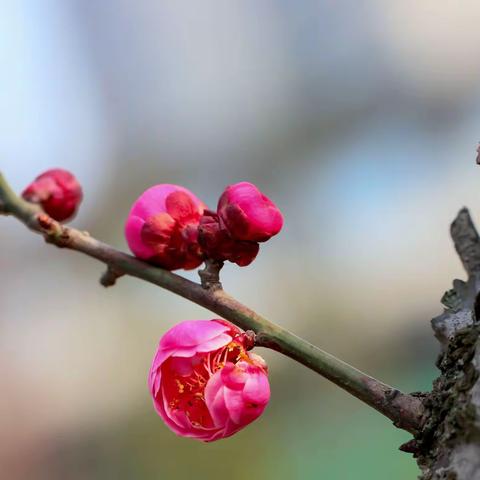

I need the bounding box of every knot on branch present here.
[37,213,71,247]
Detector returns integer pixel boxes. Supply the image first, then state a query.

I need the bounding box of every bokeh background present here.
[2,1,480,478]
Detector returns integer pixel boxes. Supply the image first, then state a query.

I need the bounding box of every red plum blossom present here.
[148,319,270,441]
[125,184,205,270]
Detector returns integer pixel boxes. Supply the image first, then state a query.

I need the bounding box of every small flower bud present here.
[22,168,83,222]
[218,182,283,242]
[125,184,205,270]
[149,319,270,441]
[198,211,259,267]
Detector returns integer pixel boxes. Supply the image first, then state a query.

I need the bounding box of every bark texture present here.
[415,209,480,479]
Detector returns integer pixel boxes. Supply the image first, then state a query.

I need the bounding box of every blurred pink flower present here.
[22,168,83,222]
[125,184,205,270]
[148,319,270,442]
[218,182,283,242]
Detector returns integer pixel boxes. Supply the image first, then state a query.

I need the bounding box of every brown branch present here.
[0,172,425,434]
[198,259,224,290]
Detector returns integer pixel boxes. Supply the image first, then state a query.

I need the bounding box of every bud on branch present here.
[0,171,425,438]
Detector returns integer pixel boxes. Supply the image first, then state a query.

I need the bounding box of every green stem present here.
[0,171,424,434]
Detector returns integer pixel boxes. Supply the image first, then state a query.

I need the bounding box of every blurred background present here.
[1,1,480,478]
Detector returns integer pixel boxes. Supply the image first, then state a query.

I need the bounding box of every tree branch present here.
[0,171,425,434]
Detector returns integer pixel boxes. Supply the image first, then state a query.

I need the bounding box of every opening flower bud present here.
[22,168,83,222]
[218,182,283,242]
[198,210,259,267]
[148,320,270,441]
[125,185,206,270]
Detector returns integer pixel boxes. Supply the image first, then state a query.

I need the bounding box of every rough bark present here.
[414,208,480,479]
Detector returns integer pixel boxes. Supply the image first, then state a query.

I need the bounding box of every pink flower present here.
[125,184,206,270]
[148,320,270,441]
[218,182,283,242]
[22,168,83,222]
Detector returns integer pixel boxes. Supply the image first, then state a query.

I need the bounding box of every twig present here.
[198,259,224,290]
[0,171,425,434]
[100,265,125,287]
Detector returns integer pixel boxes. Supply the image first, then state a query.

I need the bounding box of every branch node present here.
[100,266,125,287]
[244,330,256,350]
[198,259,224,291]
[36,214,71,247]
[37,213,59,235]
[385,388,401,401]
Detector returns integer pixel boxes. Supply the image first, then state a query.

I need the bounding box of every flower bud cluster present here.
[127,181,283,270]
[21,170,277,441]
[22,171,283,270]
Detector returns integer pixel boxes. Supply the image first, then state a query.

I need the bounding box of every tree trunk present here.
[414,209,480,479]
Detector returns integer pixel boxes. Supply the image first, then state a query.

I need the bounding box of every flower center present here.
[162,340,251,429]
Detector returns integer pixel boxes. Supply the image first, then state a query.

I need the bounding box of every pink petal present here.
[220,362,248,390]
[159,320,231,351]
[193,334,232,353]
[224,388,245,425]
[151,369,162,397]
[205,420,238,441]
[125,215,156,259]
[164,347,201,358]
[129,184,202,220]
[204,371,229,427]
[148,348,177,392]
[165,191,202,223]
[243,369,271,406]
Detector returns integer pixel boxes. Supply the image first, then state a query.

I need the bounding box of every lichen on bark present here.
[414,209,480,480]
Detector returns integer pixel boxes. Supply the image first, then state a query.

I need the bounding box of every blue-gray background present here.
[1,1,479,478]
